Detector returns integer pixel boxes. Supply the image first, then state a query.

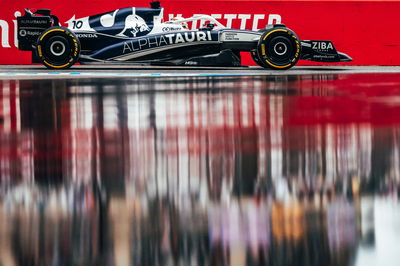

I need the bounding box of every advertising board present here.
[1,0,399,65]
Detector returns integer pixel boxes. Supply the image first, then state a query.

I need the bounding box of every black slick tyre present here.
[36,27,80,69]
[250,50,266,68]
[256,27,301,70]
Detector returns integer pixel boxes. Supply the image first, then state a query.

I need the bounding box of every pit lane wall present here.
[1,0,399,65]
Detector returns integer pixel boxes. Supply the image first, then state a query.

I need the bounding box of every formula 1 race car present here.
[17,1,352,70]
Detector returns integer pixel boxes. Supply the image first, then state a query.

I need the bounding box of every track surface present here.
[1,65,400,79]
[1,65,400,266]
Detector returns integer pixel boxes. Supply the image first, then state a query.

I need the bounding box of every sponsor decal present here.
[75,33,98,38]
[162,27,182,32]
[184,61,198,65]
[312,41,334,52]
[85,7,156,38]
[119,14,150,37]
[313,54,335,59]
[19,19,49,24]
[122,31,214,53]
[224,33,239,41]
[19,30,41,36]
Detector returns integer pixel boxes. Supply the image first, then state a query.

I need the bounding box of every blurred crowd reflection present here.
[1,74,400,266]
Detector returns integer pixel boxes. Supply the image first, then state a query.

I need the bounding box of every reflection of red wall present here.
[286,74,400,126]
[1,0,400,65]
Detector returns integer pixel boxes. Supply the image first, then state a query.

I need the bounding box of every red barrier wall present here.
[1,0,400,65]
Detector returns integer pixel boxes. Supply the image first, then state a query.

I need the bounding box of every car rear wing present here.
[17,9,59,51]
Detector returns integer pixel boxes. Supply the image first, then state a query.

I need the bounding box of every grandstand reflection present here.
[1,74,400,265]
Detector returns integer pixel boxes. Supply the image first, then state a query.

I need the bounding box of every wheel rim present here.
[273,42,287,56]
[266,36,293,66]
[42,35,71,65]
[50,40,66,56]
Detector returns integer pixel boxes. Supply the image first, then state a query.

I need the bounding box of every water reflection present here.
[1,74,400,265]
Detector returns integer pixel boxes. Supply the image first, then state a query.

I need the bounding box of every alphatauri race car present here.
[17,1,352,70]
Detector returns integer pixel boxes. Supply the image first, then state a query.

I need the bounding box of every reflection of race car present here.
[17,1,351,70]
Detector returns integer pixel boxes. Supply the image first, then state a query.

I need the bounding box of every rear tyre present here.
[256,27,301,70]
[36,27,80,69]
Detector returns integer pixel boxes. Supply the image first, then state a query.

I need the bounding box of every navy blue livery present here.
[16,2,352,70]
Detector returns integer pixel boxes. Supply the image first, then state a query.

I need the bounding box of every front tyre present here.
[36,27,80,69]
[256,27,301,70]
[250,50,265,68]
